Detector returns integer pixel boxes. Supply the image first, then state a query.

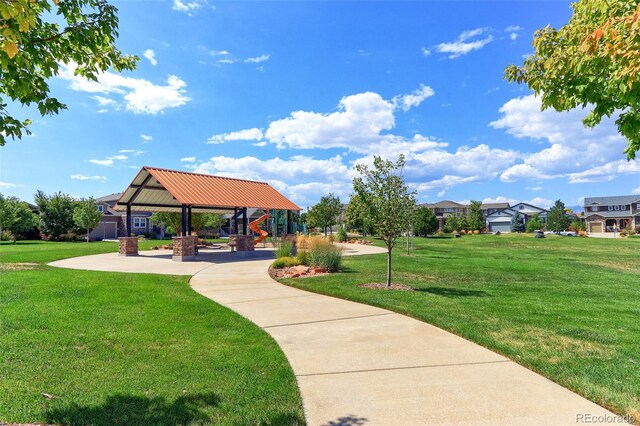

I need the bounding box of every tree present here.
[0,193,37,243]
[510,211,525,233]
[73,198,102,242]
[467,200,485,232]
[505,1,640,160]
[192,213,226,235]
[1,0,138,145]
[35,190,78,239]
[571,218,586,232]
[444,214,460,233]
[525,213,544,233]
[151,212,182,236]
[307,194,341,236]
[353,155,417,287]
[547,200,570,233]
[413,206,438,237]
[346,193,375,236]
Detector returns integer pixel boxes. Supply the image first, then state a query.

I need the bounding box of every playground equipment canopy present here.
[115,166,301,235]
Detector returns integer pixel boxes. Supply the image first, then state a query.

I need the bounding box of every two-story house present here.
[90,193,154,240]
[422,200,469,231]
[485,202,548,233]
[583,195,640,233]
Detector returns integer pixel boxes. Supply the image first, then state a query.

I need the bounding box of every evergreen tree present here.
[510,211,525,233]
[547,200,570,233]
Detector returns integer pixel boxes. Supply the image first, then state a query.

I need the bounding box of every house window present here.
[133,217,147,228]
[620,205,627,211]
[592,206,598,212]
[97,205,103,213]
[608,206,613,211]
[444,207,454,212]
[519,205,524,210]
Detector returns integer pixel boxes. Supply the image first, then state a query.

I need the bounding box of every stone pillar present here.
[172,236,198,262]
[119,237,139,256]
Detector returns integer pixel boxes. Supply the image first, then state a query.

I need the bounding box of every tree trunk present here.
[87,228,90,243]
[386,247,392,287]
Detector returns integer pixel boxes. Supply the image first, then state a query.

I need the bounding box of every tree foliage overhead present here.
[547,199,570,233]
[0,0,138,145]
[505,0,640,159]
[307,193,341,236]
[73,197,102,242]
[413,205,438,237]
[353,155,416,287]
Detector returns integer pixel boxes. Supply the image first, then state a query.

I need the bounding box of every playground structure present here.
[249,214,269,244]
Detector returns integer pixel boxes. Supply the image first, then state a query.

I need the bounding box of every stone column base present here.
[172,236,198,262]
[119,237,139,256]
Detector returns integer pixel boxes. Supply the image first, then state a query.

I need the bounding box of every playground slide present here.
[249,214,269,244]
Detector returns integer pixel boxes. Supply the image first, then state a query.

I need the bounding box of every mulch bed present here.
[359,282,415,291]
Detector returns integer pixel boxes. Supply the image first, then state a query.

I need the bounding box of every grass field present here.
[0,241,304,425]
[282,234,640,423]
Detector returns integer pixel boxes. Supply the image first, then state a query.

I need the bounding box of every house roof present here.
[585,211,636,219]
[115,166,301,213]
[480,202,510,210]
[584,195,640,206]
[423,200,466,208]
[96,193,123,203]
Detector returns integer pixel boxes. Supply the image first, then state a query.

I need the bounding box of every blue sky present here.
[2,0,639,210]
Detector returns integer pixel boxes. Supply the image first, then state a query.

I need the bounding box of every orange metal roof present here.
[116,166,301,211]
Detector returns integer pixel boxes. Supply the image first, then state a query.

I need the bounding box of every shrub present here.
[1,230,12,241]
[296,250,311,266]
[272,256,300,269]
[436,230,445,237]
[473,230,480,235]
[336,226,347,242]
[460,230,467,235]
[274,241,293,258]
[307,236,342,272]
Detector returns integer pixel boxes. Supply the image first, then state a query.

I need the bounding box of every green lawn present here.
[0,241,304,425]
[282,234,640,423]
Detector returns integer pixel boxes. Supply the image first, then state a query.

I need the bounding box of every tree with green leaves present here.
[505,0,640,160]
[413,206,438,237]
[525,213,545,233]
[73,198,102,242]
[467,200,485,232]
[193,213,226,235]
[307,193,341,236]
[547,200,570,233]
[346,193,375,236]
[510,211,525,233]
[571,218,586,232]
[353,155,417,287]
[0,193,37,243]
[444,214,460,233]
[35,190,78,239]
[151,212,182,236]
[1,0,138,145]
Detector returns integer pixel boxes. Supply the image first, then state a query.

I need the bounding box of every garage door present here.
[489,222,511,233]
[590,222,603,233]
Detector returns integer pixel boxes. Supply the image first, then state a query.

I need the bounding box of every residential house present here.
[480,202,510,217]
[90,193,154,240]
[583,195,640,233]
[485,203,548,233]
[422,200,468,231]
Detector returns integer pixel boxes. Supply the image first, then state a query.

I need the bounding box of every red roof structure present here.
[116,166,301,213]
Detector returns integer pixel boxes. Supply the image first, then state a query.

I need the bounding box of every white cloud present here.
[567,160,640,184]
[217,58,236,65]
[253,141,268,147]
[632,186,640,195]
[58,62,191,115]
[510,33,518,41]
[143,49,158,66]
[526,186,543,191]
[491,94,628,183]
[172,0,207,14]
[436,28,494,58]
[505,25,522,32]
[109,155,128,161]
[210,50,230,56]
[245,54,270,63]
[421,47,431,56]
[393,84,435,112]
[71,174,107,182]
[437,190,446,197]
[0,181,18,188]
[180,157,196,162]
[140,134,153,143]
[208,128,264,144]
[89,159,114,167]
[118,149,144,156]
[93,96,118,107]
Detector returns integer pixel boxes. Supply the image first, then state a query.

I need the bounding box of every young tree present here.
[353,155,417,287]
[510,211,525,233]
[35,190,78,239]
[547,200,570,233]
[0,194,37,243]
[505,1,640,159]
[73,198,102,242]
[571,218,586,232]
[525,213,544,233]
[444,214,460,233]
[1,0,138,145]
[346,193,375,236]
[413,206,438,237]
[467,200,485,232]
[307,194,341,236]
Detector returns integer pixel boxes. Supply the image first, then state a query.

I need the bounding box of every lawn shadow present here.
[45,392,220,425]
[416,286,489,298]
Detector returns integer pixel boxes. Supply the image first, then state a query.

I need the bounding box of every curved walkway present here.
[52,245,619,425]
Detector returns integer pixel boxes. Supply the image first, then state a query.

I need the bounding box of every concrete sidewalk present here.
[51,245,621,425]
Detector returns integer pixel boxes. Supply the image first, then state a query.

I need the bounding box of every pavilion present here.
[114,166,301,260]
